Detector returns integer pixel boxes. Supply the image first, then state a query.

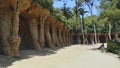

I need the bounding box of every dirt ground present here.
[1,44,120,68]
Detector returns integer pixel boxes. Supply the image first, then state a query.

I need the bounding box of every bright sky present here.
[53,0,100,16]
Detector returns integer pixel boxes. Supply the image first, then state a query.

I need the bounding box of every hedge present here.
[107,40,120,54]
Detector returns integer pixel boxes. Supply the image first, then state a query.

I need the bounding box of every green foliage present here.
[53,7,81,30]
[98,0,120,32]
[107,40,120,54]
[31,0,120,32]
[53,8,63,21]
[32,0,54,12]
[84,15,99,32]
[61,6,72,19]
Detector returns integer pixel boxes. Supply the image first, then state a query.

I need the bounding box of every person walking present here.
[98,43,105,53]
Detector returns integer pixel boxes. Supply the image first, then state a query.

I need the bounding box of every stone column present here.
[62,26,66,46]
[44,18,54,48]
[54,22,61,47]
[29,19,42,51]
[38,7,50,48]
[0,12,12,56]
[57,23,64,46]
[9,11,21,57]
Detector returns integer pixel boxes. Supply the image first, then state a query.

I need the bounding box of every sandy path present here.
[8,44,120,68]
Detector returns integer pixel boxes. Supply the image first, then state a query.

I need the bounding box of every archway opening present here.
[99,35,106,43]
[19,19,34,50]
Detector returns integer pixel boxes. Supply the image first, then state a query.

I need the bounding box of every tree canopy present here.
[31,0,120,33]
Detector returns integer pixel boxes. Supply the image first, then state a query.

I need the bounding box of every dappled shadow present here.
[91,48,99,51]
[0,46,67,68]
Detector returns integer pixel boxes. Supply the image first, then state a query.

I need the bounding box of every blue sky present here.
[53,0,100,16]
[53,0,76,8]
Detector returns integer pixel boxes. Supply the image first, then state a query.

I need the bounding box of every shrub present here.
[107,40,120,54]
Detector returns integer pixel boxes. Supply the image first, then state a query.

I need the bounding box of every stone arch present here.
[21,2,50,50]
[87,33,95,44]
[20,2,42,51]
[19,20,34,50]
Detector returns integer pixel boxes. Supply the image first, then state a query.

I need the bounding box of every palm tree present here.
[74,0,83,30]
[79,8,88,44]
[61,3,72,20]
[84,0,97,44]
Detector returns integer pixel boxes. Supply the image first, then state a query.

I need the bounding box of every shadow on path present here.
[0,46,66,68]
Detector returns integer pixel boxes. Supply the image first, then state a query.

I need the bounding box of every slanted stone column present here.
[66,28,70,45]
[45,16,54,48]
[76,33,81,44]
[28,19,42,51]
[51,20,56,47]
[50,17,60,47]
[115,32,119,41]
[57,22,64,46]
[70,31,74,44]
[68,30,72,45]
[9,11,21,57]
[0,12,12,56]
[54,22,61,47]
[62,26,67,46]
[21,3,42,51]
[65,27,69,45]
[9,0,31,56]
[90,33,95,45]
[0,0,31,56]
[38,6,50,48]
[68,33,70,45]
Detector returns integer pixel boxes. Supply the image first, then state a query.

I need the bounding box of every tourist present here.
[98,43,105,53]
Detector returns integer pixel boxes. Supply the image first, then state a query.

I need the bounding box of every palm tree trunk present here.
[93,24,97,43]
[108,23,112,40]
[81,15,85,44]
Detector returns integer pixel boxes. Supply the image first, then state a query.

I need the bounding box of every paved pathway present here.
[8,44,120,68]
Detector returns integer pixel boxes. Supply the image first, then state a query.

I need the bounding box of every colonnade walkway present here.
[8,44,120,68]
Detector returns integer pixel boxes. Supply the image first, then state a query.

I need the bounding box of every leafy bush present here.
[107,40,120,54]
